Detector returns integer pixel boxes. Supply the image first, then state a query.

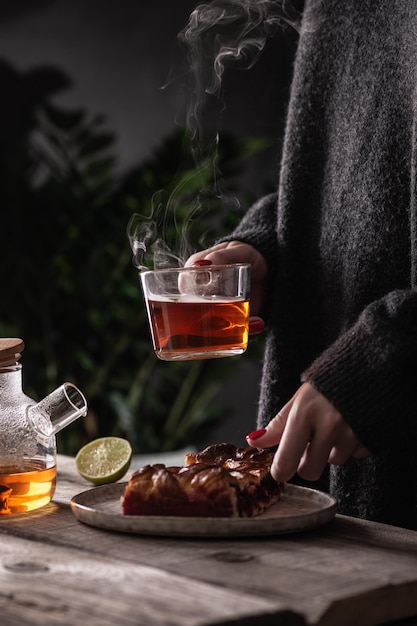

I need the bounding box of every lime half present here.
[75,437,133,485]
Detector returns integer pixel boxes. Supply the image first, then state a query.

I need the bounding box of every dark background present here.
[0,0,296,182]
[0,0,298,449]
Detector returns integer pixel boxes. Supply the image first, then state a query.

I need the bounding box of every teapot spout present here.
[28,383,87,438]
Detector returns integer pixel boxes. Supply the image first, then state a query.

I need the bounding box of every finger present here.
[270,413,314,483]
[185,243,249,268]
[328,444,356,465]
[249,317,265,335]
[297,419,360,479]
[328,428,370,464]
[327,430,362,465]
[351,445,371,459]
[245,411,287,449]
[297,426,361,479]
[296,436,334,481]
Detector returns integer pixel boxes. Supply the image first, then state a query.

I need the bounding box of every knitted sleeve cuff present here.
[217,193,279,271]
[217,193,279,319]
[301,290,417,454]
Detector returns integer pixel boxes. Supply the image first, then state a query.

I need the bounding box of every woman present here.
[186,0,417,529]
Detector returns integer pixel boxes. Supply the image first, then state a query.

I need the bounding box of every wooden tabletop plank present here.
[1,455,417,626]
[0,533,303,626]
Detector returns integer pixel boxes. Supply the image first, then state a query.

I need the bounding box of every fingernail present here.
[249,319,265,334]
[192,259,213,266]
[246,428,267,441]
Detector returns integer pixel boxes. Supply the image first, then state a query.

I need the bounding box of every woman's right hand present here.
[185,241,268,318]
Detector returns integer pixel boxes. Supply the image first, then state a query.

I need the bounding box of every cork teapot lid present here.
[0,338,25,367]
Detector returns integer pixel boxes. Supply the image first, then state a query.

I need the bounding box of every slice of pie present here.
[122,443,283,518]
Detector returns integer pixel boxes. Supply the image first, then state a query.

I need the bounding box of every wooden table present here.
[1,455,417,626]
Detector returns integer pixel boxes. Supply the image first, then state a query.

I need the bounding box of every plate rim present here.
[70,482,337,537]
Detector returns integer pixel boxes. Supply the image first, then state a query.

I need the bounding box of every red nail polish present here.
[192,259,213,266]
[246,428,267,441]
[249,318,265,334]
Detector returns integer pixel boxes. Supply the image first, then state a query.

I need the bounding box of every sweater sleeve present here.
[218,193,279,270]
[217,192,280,319]
[301,289,417,454]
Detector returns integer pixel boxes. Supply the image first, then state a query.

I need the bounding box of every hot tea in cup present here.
[139,264,250,361]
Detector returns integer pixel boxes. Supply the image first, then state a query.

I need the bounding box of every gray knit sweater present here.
[225,0,417,529]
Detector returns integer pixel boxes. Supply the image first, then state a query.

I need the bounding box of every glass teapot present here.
[0,338,87,515]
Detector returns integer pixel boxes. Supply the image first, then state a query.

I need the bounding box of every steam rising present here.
[128,0,299,271]
[179,0,298,139]
[128,191,196,271]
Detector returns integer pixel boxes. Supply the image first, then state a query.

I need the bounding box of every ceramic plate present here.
[70,483,337,537]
